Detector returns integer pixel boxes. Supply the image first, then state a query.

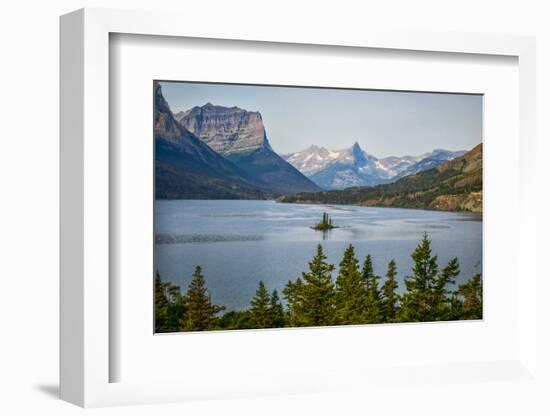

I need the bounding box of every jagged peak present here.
[306,144,324,151]
[350,141,368,162]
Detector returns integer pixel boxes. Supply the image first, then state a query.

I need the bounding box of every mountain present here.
[175,104,321,195]
[283,142,389,189]
[283,143,466,189]
[278,143,482,212]
[174,104,272,156]
[154,82,265,199]
[392,149,467,179]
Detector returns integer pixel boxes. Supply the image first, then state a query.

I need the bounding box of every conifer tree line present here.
[155,233,482,333]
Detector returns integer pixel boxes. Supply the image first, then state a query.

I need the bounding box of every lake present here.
[155,200,482,311]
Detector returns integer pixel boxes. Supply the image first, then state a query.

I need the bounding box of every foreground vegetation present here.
[155,233,482,333]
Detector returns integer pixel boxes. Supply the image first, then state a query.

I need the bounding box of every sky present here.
[160,81,482,157]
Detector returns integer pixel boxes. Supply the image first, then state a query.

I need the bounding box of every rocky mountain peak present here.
[283,141,469,190]
[350,142,368,164]
[175,103,272,156]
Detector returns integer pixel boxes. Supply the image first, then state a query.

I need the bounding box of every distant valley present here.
[279,144,483,212]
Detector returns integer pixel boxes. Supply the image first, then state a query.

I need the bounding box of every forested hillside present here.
[278,144,482,212]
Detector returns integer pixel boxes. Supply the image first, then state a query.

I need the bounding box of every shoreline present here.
[156,197,483,216]
[276,199,483,216]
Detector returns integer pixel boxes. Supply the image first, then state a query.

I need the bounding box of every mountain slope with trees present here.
[278,144,482,212]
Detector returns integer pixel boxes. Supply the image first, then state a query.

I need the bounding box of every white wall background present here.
[0,0,548,415]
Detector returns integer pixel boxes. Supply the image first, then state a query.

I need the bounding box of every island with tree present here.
[311,212,338,231]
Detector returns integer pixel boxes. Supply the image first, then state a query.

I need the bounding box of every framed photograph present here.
[60,8,538,408]
[153,79,483,334]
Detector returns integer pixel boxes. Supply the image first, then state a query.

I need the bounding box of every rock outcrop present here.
[175,103,320,195]
[175,104,272,156]
[154,82,265,200]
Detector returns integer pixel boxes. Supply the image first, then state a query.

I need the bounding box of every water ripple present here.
[156,233,264,244]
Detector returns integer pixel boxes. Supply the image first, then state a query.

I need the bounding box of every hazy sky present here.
[160,81,482,157]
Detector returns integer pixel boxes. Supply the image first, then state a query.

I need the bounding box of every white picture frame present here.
[60,7,538,408]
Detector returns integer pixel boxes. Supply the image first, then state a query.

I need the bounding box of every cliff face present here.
[154,82,266,200]
[175,104,272,156]
[175,103,321,195]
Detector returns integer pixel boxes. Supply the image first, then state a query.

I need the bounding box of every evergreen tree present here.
[300,244,336,326]
[446,293,465,321]
[269,290,286,328]
[399,233,439,322]
[381,259,399,322]
[218,310,252,330]
[431,257,460,320]
[362,254,382,323]
[312,212,336,231]
[165,282,186,331]
[250,281,272,328]
[335,244,367,324]
[361,254,374,292]
[458,274,482,319]
[155,271,170,332]
[283,278,306,326]
[182,266,224,331]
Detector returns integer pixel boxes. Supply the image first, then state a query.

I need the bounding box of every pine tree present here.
[155,271,170,332]
[399,233,439,322]
[362,254,382,323]
[381,259,399,322]
[269,290,286,328]
[165,282,186,331]
[312,212,336,231]
[182,266,224,331]
[218,310,253,330]
[335,244,367,324]
[283,278,305,326]
[361,255,374,292]
[458,274,482,319]
[250,281,272,328]
[431,257,460,320]
[300,244,336,326]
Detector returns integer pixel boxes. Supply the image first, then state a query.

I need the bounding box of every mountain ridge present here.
[154,82,266,199]
[175,103,321,195]
[283,143,466,189]
[278,143,482,212]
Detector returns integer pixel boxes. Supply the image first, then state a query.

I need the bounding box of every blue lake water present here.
[155,200,482,311]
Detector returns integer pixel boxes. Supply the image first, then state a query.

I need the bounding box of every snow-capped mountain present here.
[282,143,466,189]
[392,149,467,180]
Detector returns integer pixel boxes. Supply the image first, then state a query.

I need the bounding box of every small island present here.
[311,212,338,231]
